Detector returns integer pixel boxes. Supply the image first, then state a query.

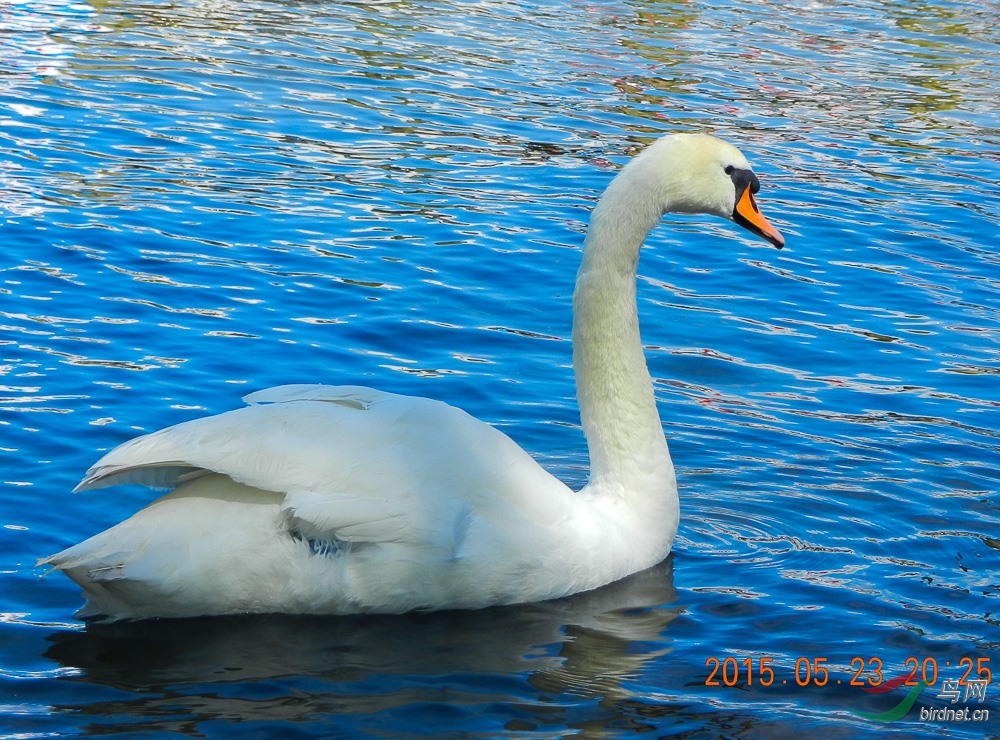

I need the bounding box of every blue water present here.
[2,0,999,736]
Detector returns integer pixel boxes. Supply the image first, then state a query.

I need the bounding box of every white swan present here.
[40,134,784,621]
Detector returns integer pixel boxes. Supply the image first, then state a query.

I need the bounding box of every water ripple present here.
[1,0,998,736]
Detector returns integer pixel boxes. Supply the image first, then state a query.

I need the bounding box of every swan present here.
[40,133,785,621]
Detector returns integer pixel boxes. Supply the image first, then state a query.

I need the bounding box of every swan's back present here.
[43,385,614,620]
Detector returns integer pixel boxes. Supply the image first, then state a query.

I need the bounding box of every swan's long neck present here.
[572,157,676,501]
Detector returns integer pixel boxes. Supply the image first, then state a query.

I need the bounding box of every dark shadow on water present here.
[42,557,693,737]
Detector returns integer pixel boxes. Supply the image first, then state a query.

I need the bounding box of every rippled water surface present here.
[2,0,999,736]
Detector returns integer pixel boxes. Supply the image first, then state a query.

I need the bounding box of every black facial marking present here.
[728,166,760,198]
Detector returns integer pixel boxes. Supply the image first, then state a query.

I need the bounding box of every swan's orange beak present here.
[733,188,785,249]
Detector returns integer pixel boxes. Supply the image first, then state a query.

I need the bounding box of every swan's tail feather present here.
[38,481,329,621]
[38,551,141,622]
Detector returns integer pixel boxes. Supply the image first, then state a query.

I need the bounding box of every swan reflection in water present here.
[43,558,680,734]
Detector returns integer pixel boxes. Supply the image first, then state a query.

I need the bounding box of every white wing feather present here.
[73,385,572,553]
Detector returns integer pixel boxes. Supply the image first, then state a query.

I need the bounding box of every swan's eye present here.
[724,165,735,175]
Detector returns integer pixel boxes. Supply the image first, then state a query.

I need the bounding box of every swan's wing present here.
[74,384,573,551]
[74,385,396,492]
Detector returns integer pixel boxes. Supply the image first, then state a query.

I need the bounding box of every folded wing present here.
[72,384,574,554]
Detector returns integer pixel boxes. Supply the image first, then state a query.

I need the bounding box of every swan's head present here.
[628,133,785,249]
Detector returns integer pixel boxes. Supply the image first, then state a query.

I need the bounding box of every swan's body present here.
[41,134,784,621]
